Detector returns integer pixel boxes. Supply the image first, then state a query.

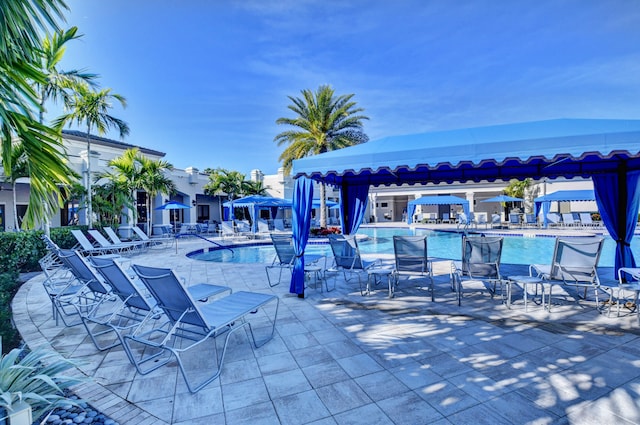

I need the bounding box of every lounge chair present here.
[104,226,149,251]
[611,268,640,322]
[88,229,140,255]
[530,236,604,310]
[130,225,170,249]
[38,247,85,326]
[220,220,236,238]
[257,218,270,236]
[561,213,579,228]
[392,235,434,300]
[126,264,279,393]
[524,213,538,228]
[55,249,115,327]
[265,233,325,288]
[456,213,470,230]
[326,234,380,295]
[546,213,562,227]
[579,213,598,228]
[475,213,488,229]
[490,214,502,228]
[71,229,123,256]
[451,236,504,306]
[508,213,521,228]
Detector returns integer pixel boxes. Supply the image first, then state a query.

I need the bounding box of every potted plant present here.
[0,342,83,424]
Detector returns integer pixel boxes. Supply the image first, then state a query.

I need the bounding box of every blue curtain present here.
[270,206,279,220]
[290,177,314,295]
[593,170,640,277]
[407,204,416,224]
[339,184,369,235]
[534,201,551,228]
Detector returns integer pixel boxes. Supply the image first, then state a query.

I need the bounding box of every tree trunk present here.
[12,181,19,231]
[320,183,327,228]
[86,126,93,229]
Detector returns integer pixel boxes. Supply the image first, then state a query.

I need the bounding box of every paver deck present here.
[12,225,640,424]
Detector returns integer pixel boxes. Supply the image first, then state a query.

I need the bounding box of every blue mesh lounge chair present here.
[530,236,604,311]
[451,236,504,306]
[393,235,434,300]
[126,264,279,393]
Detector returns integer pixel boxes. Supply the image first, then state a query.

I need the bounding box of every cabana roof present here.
[292,118,640,186]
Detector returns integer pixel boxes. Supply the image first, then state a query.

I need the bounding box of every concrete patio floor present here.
[12,226,640,424]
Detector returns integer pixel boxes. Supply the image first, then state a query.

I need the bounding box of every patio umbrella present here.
[155,201,191,253]
[480,195,524,203]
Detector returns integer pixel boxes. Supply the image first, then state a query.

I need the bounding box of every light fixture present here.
[192,200,197,206]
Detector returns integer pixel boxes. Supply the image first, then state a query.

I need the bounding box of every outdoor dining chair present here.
[126,264,279,393]
[393,235,434,300]
[265,233,324,288]
[326,234,380,295]
[451,236,504,306]
[529,236,604,311]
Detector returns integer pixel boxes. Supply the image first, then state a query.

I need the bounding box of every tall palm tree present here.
[242,180,270,196]
[97,148,140,225]
[274,85,369,227]
[1,0,77,228]
[37,27,98,124]
[204,168,245,221]
[138,155,176,235]
[54,85,129,228]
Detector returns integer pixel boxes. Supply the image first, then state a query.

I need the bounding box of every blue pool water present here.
[190,227,639,267]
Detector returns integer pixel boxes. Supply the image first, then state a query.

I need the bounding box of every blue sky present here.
[54,0,640,176]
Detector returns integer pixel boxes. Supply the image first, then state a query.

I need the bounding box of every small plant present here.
[310,227,342,236]
[0,342,84,420]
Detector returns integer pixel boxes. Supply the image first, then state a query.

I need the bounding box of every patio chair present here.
[326,234,380,295]
[265,233,325,288]
[451,236,504,306]
[55,249,114,327]
[546,213,562,227]
[490,214,502,228]
[529,236,604,310]
[130,225,169,249]
[89,257,231,353]
[257,218,270,235]
[524,213,538,228]
[611,268,640,322]
[392,235,434,300]
[561,213,579,228]
[456,212,470,230]
[88,229,139,255]
[220,221,236,238]
[70,229,123,257]
[475,213,488,229]
[508,213,521,228]
[38,248,84,326]
[104,226,149,251]
[579,213,598,228]
[126,264,279,393]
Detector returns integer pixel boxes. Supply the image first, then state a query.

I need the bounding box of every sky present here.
[53,0,640,176]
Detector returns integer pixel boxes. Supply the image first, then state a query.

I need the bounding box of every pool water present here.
[190,227,639,267]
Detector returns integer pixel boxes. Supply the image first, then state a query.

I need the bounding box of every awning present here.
[533,190,597,228]
[407,195,470,224]
[288,119,640,294]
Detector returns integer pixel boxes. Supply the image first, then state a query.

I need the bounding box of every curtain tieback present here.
[616,239,631,247]
[296,252,305,258]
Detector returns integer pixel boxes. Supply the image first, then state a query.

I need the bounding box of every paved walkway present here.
[13,229,640,425]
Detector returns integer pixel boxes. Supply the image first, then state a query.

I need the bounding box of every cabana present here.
[223,195,292,232]
[406,195,470,224]
[533,190,596,228]
[288,119,640,296]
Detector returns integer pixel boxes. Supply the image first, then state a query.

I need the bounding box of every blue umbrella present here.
[155,200,191,210]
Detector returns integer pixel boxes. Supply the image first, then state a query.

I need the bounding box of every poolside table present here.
[507,275,545,311]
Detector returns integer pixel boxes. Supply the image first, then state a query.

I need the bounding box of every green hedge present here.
[0,226,86,353]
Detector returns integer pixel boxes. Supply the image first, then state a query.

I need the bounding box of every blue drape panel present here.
[339,184,369,235]
[407,204,416,224]
[290,177,314,295]
[593,170,640,277]
[270,206,279,220]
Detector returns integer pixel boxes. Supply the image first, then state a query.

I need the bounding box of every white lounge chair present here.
[562,213,579,227]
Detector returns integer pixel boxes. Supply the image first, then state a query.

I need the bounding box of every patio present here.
[13,230,640,425]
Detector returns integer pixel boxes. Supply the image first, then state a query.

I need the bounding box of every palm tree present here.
[37,27,98,124]
[204,168,246,221]
[1,0,77,228]
[274,85,369,227]
[54,85,129,228]
[242,180,270,196]
[138,156,176,235]
[96,148,140,225]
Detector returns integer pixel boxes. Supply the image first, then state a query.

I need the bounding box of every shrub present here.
[0,272,21,353]
[310,227,342,236]
[0,344,84,420]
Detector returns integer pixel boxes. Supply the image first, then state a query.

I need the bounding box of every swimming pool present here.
[189,227,639,267]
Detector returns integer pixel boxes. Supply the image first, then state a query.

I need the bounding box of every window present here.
[381,202,388,208]
[197,205,210,222]
[137,192,147,223]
